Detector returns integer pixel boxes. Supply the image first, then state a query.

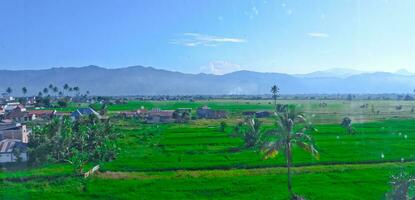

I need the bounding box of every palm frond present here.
[296,141,319,160]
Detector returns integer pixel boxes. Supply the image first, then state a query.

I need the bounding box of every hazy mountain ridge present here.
[0,66,414,95]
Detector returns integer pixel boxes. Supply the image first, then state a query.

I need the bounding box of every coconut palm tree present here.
[53,86,59,97]
[271,85,280,110]
[22,87,27,97]
[261,106,319,199]
[6,87,12,95]
[73,86,80,96]
[68,87,73,97]
[43,88,49,95]
[63,84,69,96]
[237,117,263,148]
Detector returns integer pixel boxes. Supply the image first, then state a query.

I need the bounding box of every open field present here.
[3,100,415,199]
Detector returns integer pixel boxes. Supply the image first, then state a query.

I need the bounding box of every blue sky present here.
[1,0,415,74]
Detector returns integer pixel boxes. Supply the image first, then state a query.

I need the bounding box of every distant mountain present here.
[0,66,414,95]
[295,68,367,78]
[395,69,415,76]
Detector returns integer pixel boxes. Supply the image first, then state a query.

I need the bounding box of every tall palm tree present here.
[68,87,73,97]
[22,87,28,97]
[73,86,80,96]
[63,84,69,96]
[6,87,12,95]
[271,85,280,110]
[48,84,53,90]
[261,106,319,199]
[53,86,59,97]
[43,88,49,95]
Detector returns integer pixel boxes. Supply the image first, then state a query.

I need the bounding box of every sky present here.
[1,0,415,74]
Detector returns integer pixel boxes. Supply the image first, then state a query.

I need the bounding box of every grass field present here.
[3,100,415,199]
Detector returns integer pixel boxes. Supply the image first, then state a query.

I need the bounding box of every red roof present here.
[29,110,56,115]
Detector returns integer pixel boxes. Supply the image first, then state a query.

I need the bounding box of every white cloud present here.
[171,33,246,47]
[307,32,329,38]
[200,61,242,75]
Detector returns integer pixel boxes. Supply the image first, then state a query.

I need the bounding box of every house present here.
[29,110,57,120]
[1,93,14,102]
[0,123,29,143]
[119,111,139,118]
[4,104,36,122]
[0,139,28,163]
[71,108,102,120]
[0,105,5,116]
[4,102,21,113]
[196,106,227,119]
[242,111,271,118]
[4,108,34,123]
[146,108,175,123]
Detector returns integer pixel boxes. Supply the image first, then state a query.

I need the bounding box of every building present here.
[4,108,33,123]
[0,93,14,102]
[0,123,29,143]
[146,108,175,123]
[3,102,22,113]
[0,139,28,163]
[71,108,102,120]
[29,110,57,120]
[242,111,271,118]
[196,106,227,119]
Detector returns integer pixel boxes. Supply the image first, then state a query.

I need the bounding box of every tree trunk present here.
[286,142,294,199]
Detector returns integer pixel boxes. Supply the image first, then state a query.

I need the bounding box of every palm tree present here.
[341,117,355,134]
[43,88,49,95]
[73,86,80,96]
[22,87,27,97]
[68,87,73,96]
[38,91,43,97]
[48,84,53,90]
[6,87,12,95]
[271,85,280,110]
[53,86,59,97]
[261,106,319,199]
[63,84,69,96]
[236,117,263,148]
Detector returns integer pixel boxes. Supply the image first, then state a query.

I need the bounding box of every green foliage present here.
[219,121,227,132]
[28,116,119,174]
[235,117,263,148]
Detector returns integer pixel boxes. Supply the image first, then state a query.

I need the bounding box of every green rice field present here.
[2,100,415,199]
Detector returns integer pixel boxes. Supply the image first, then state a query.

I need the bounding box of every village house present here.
[29,110,57,120]
[145,108,175,123]
[0,122,29,143]
[196,106,227,119]
[4,106,34,123]
[71,108,102,120]
[0,139,28,163]
[0,93,14,102]
[242,111,271,118]
[4,102,22,113]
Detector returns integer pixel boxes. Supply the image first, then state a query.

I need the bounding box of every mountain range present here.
[0,66,414,96]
